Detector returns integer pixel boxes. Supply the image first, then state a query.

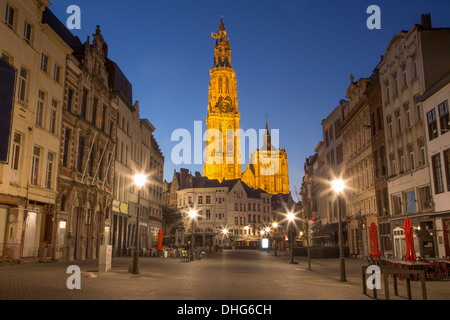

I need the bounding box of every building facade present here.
[379,15,450,258]
[418,73,450,258]
[110,62,164,257]
[58,25,117,261]
[305,101,347,247]
[146,119,164,250]
[177,177,272,248]
[0,1,72,259]
[368,66,392,255]
[0,1,164,262]
[342,75,376,258]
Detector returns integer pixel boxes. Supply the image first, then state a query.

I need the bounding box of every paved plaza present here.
[0,249,449,301]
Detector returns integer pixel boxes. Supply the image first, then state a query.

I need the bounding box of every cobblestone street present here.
[1,250,449,301]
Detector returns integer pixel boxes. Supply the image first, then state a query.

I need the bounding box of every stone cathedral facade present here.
[203,19,290,195]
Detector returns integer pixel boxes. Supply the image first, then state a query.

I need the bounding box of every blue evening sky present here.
[49,0,450,200]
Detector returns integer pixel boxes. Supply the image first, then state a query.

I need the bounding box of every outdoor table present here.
[398,261,430,280]
[382,259,430,280]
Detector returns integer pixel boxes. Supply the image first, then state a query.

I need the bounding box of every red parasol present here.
[403,218,416,261]
[369,222,382,259]
[156,228,163,251]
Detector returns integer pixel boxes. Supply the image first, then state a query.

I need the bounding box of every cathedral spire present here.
[211,16,231,68]
[263,117,272,151]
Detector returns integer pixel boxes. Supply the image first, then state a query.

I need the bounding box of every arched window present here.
[225,77,229,94]
[218,77,223,93]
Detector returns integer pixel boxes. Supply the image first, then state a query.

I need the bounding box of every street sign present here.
[0,59,16,164]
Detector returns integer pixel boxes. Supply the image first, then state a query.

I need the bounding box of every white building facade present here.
[177,178,272,248]
[0,1,72,259]
[418,74,450,258]
[379,15,450,258]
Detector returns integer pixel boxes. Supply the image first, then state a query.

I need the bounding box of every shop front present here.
[111,200,129,257]
[22,202,54,259]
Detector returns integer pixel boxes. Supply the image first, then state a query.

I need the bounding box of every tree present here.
[162,205,182,234]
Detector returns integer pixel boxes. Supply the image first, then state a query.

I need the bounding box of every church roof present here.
[178,175,269,199]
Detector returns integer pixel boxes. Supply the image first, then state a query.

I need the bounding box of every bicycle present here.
[194,248,207,260]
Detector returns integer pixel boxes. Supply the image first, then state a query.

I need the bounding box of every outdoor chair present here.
[438,262,449,280]
[429,261,444,280]
[180,250,189,262]
[366,256,374,265]
[424,263,436,281]
[376,258,386,267]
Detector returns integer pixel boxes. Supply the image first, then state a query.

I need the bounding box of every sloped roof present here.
[178,176,269,199]
[42,8,82,49]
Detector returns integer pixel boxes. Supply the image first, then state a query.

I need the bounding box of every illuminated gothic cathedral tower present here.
[242,119,290,194]
[203,18,290,195]
[203,18,242,181]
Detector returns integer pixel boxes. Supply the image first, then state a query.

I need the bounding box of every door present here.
[444,219,450,257]
[23,212,39,257]
[112,214,117,257]
[95,212,100,258]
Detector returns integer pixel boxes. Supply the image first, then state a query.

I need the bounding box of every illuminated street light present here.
[188,209,197,219]
[287,212,295,222]
[134,174,146,189]
[331,179,345,194]
[221,228,229,249]
[332,178,347,282]
[132,173,146,274]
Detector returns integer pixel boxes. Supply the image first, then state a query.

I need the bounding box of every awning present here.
[312,222,347,239]
[230,236,254,242]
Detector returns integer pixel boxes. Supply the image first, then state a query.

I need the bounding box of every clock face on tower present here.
[217,96,233,113]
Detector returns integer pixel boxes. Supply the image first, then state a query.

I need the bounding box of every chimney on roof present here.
[421,13,432,29]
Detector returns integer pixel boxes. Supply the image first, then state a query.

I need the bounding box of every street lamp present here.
[304,218,311,271]
[272,222,278,256]
[188,209,197,261]
[332,178,346,282]
[287,212,298,264]
[132,173,146,274]
[222,228,229,249]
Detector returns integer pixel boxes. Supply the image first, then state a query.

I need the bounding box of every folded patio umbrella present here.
[403,218,416,261]
[156,228,163,251]
[369,222,382,259]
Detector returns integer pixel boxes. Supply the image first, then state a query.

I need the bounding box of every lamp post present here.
[332,179,346,282]
[222,228,229,249]
[188,209,197,261]
[265,227,271,253]
[305,218,311,271]
[287,212,298,264]
[273,222,278,256]
[132,173,146,275]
